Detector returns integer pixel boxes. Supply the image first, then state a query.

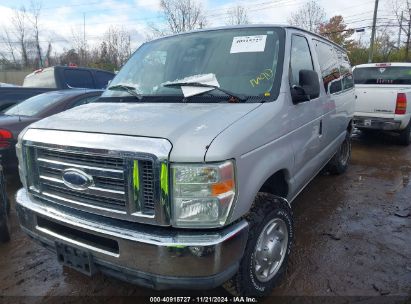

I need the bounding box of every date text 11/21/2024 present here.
[149,297,258,303]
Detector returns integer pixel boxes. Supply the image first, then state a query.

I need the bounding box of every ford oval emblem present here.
[62,169,94,190]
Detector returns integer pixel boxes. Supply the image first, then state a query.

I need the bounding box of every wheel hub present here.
[339,139,351,166]
[253,218,288,282]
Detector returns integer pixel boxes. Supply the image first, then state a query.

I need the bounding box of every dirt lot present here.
[1,131,410,303]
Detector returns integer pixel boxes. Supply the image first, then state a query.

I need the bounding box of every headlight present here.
[171,160,236,228]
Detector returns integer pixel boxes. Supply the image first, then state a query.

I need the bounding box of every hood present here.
[0,115,38,139]
[28,102,262,162]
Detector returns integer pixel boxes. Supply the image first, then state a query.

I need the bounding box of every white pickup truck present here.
[353,62,411,145]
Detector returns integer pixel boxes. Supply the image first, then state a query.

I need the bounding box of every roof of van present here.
[148,24,347,52]
[354,62,411,68]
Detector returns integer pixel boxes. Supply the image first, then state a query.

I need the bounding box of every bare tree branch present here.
[226,5,249,25]
[12,7,29,67]
[0,29,17,65]
[149,0,207,38]
[288,0,326,34]
[29,0,43,68]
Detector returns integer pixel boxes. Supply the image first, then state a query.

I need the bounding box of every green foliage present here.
[319,16,354,49]
[348,45,408,66]
[88,62,116,72]
[348,46,368,66]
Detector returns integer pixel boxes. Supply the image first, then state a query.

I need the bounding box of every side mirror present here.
[291,69,321,104]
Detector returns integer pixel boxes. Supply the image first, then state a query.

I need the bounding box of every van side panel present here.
[205,96,294,222]
[286,31,326,199]
[309,38,355,161]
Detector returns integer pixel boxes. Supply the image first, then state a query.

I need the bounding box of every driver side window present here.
[290,35,314,87]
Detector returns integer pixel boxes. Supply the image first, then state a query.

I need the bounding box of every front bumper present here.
[353,116,401,131]
[16,188,249,290]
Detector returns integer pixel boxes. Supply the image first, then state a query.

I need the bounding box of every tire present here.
[224,193,294,297]
[0,215,10,243]
[398,120,411,146]
[327,132,351,175]
[0,168,10,243]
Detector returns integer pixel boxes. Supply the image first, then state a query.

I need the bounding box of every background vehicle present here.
[0,66,114,111]
[0,89,103,173]
[353,62,411,145]
[0,162,10,243]
[0,83,19,87]
[15,26,354,297]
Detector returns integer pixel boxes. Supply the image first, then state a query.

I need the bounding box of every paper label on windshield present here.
[230,35,267,53]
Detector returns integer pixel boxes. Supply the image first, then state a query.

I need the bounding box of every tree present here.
[60,49,80,66]
[45,41,52,67]
[12,7,29,68]
[0,29,17,66]
[374,26,398,62]
[288,0,326,33]
[319,16,354,48]
[71,28,88,66]
[347,42,368,66]
[392,0,411,60]
[150,0,207,37]
[226,5,249,25]
[104,26,131,69]
[29,0,43,68]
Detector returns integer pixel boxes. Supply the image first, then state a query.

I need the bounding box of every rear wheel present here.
[224,193,293,297]
[398,120,411,146]
[327,132,351,175]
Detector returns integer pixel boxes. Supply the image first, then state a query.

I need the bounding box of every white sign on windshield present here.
[230,35,267,53]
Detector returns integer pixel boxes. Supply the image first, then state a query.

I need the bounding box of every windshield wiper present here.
[163,82,247,102]
[108,84,143,100]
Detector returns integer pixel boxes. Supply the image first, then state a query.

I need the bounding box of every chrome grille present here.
[39,149,124,169]
[140,160,155,213]
[21,129,172,226]
[28,146,157,220]
[36,148,127,214]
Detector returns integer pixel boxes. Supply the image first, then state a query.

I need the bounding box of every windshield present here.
[4,92,65,117]
[353,66,411,85]
[102,27,285,101]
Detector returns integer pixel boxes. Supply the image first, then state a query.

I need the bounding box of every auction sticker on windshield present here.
[230,35,267,53]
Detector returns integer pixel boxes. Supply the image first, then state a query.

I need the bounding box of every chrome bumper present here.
[353,116,401,131]
[16,188,249,290]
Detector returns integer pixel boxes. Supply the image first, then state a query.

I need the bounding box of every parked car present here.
[15,25,355,296]
[0,162,10,243]
[0,89,103,173]
[0,82,19,87]
[353,62,411,145]
[0,66,114,111]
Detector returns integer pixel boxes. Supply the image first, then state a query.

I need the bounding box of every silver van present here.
[15,25,355,296]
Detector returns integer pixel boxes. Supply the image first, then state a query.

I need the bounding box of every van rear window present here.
[353,66,411,85]
[23,69,57,88]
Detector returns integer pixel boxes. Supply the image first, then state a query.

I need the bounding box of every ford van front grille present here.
[20,129,172,226]
[25,146,158,221]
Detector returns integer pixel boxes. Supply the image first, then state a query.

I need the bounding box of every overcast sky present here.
[0,0,397,54]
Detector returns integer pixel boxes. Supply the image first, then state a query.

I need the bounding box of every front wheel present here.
[0,169,10,243]
[327,132,351,175]
[0,214,10,243]
[224,193,294,297]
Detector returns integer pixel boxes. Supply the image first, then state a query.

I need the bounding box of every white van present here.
[16,25,355,296]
